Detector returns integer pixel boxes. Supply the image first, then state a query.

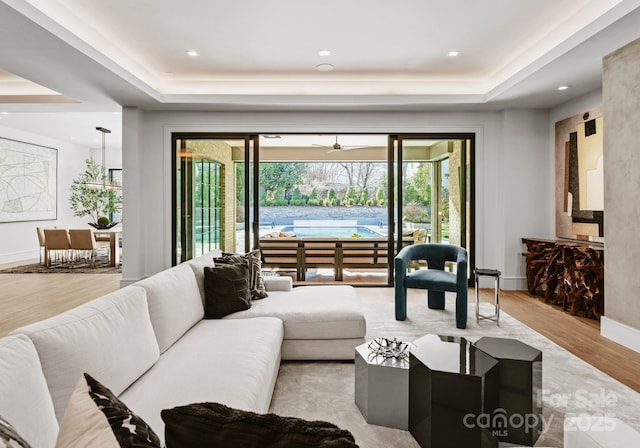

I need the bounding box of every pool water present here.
[279,226,385,238]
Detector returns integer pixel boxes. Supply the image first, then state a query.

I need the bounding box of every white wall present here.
[0,125,91,264]
[502,109,554,289]
[121,108,554,287]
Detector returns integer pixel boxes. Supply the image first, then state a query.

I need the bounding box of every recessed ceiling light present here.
[557,85,569,91]
[316,64,334,72]
[447,51,460,57]
[186,50,199,57]
[263,135,281,139]
[0,112,8,115]
[319,49,331,57]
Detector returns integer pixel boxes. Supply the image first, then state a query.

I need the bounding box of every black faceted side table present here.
[409,334,499,448]
[474,336,543,446]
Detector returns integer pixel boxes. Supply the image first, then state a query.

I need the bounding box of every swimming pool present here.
[279,226,385,238]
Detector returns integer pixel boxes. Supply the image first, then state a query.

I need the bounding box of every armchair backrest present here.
[396,243,467,270]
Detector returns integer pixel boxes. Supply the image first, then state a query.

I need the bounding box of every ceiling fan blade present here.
[312,143,332,148]
[340,145,369,150]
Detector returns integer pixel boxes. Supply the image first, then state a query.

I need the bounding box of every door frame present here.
[388,133,475,286]
[171,132,474,287]
[171,133,258,265]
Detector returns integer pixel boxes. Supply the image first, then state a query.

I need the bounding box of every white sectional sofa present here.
[0,251,366,447]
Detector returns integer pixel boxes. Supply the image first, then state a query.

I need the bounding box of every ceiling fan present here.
[312,136,369,152]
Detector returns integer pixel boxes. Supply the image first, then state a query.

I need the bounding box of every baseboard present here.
[601,316,640,353]
[499,275,527,291]
[120,278,143,288]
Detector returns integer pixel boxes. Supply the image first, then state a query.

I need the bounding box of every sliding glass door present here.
[389,135,474,283]
[171,132,473,285]
[172,135,257,264]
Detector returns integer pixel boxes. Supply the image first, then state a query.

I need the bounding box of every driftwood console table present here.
[521,238,604,320]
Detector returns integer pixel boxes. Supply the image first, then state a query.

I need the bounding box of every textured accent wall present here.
[603,37,640,331]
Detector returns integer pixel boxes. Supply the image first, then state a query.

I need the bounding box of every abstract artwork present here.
[0,137,57,222]
[555,106,604,242]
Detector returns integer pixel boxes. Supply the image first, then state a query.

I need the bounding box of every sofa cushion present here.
[120,318,283,443]
[161,402,359,448]
[216,250,268,300]
[136,263,204,353]
[0,415,31,448]
[263,276,293,292]
[185,250,222,304]
[11,286,160,423]
[56,373,161,448]
[204,264,251,318]
[0,334,58,448]
[224,285,366,340]
[405,269,457,291]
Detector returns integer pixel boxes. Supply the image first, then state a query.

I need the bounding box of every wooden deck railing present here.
[259,237,390,281]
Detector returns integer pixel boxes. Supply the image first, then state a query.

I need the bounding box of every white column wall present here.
[0,125,91,264]
[121,110,552,288]
[501,109,554,290]
[601,37,640,352]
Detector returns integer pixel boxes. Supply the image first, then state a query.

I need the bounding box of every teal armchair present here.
[394,243,468,329]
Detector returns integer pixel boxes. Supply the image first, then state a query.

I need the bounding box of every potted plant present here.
[69,158,122,228]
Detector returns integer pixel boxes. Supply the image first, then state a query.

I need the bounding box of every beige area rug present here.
[268,288,640,448]
[0,255,121,274]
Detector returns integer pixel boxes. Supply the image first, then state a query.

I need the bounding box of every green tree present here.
[376,187,387,206]
[259,162,307,198]
[327,188,337,206]
[273,186,287,205]
[69,158,121,224]
[290,187,305,205]
[308,187,320,206]
[360,188,369,205]
[409,163,432,207]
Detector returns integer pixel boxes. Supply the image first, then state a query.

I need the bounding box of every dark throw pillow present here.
[161,402,359,448]
[56,373,161,448]
[204,264,251,318]
[215,250,268,300]
[0,415,31,448]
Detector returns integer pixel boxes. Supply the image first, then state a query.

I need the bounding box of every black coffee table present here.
[474,336,543,446]
[409,334,499,448]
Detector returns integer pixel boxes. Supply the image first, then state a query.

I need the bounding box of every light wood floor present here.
[2,267,639,393]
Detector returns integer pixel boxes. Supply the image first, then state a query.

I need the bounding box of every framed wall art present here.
[555,106,604,242]
[0,136,57,222]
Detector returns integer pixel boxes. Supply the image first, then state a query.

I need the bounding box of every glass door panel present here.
[173,136,254,264]
[391,135,473,282]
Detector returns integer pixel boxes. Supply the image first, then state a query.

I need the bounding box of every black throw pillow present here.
[161,402,359,448]
[215,250,268,300]
[203,264,251,318]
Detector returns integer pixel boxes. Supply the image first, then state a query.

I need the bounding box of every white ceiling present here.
[1,0,640,147]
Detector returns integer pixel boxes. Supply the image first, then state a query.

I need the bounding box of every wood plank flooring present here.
[1,266,639,393]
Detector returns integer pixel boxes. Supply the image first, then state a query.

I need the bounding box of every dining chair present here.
[43,229,71,268]
[36,227,46,265]
[68,229,98,268]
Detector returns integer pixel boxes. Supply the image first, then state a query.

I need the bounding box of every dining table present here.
[93,226,122,267]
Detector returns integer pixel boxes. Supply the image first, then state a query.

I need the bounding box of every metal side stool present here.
[474,268,501,325]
